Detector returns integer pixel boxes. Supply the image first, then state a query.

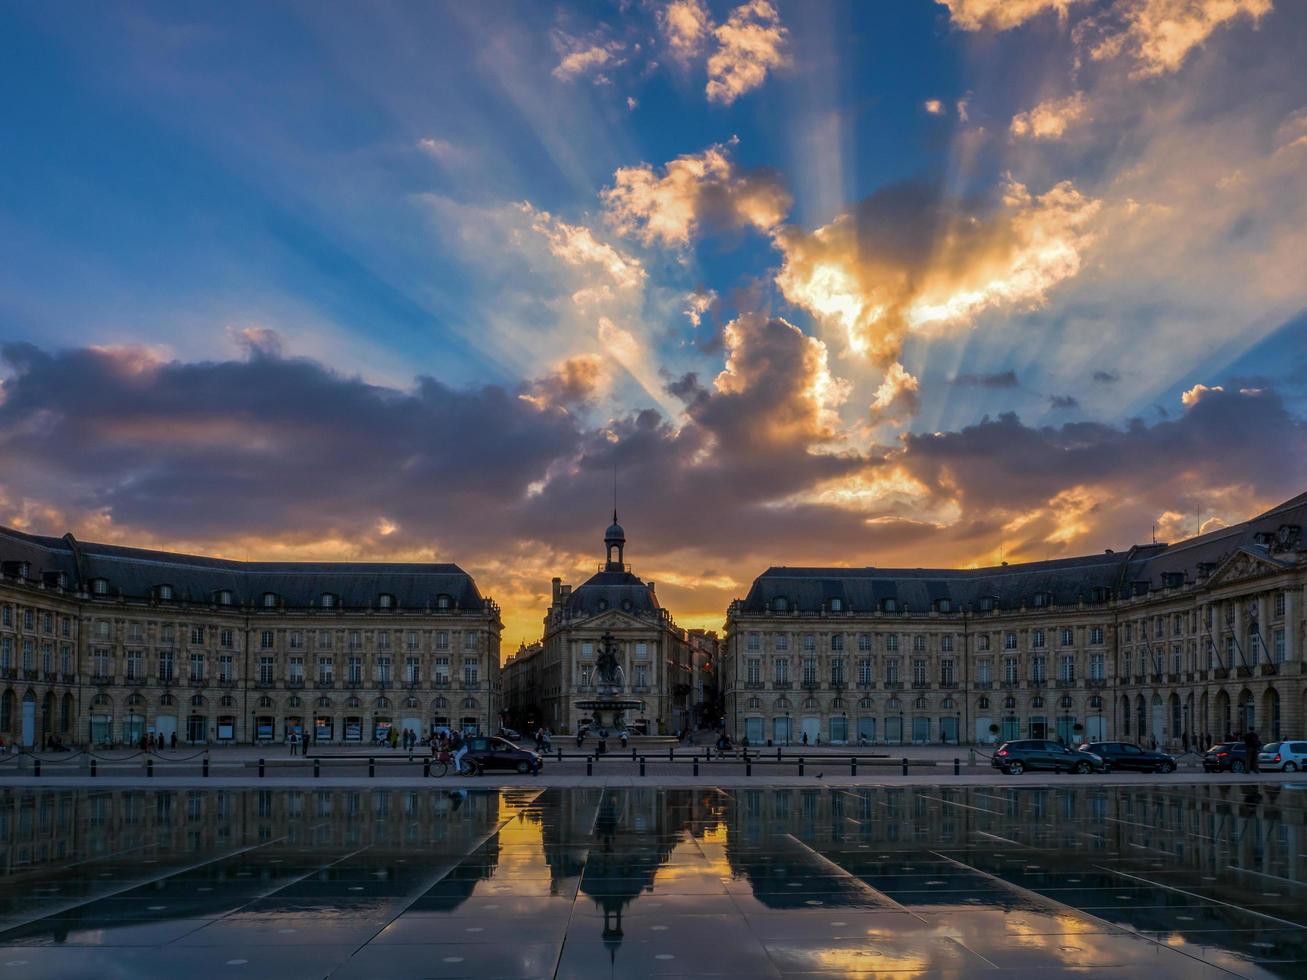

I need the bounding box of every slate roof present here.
[0,526,487,610]
[737,491,1307,614]
[564,569,661,617]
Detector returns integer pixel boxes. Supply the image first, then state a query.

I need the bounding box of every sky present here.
[1,0,1306,648]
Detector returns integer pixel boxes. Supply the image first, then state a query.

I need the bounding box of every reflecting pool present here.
[0,783,1304,977]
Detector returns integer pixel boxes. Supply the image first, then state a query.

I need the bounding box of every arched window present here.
[257,695,274,708]
[159,693,174,707]
[914,696,928,710]
[404,696,419,708]
[432,697,448,709]
[1004,696,1016,709]
[1031,696,1044,709]
[263,592,279,608]
[378,593,394,609]
[220,694,235,707]
[462,697,478,710]
[287,695,302,708]
[977,696,990,710]
[375,697,391,709]
[317,696,333,708]
[941,697,954,709]
[1059,695,1074,709]
[346,696,361,709]
[190,695,206,707]
[93,692,112,708]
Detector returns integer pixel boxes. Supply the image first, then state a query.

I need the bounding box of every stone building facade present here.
[724,493,1307,748]
[0,528,502,747]
[502,516,691,735]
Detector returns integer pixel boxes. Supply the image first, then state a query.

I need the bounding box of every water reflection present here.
[0,784,1303,977]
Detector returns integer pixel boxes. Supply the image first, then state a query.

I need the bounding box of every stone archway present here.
[1214,689,1231,738]
[1237,688,1256,734]
[1262,687,1280,741]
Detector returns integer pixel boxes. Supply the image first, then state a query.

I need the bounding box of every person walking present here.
[288,731,298,756]
[1245,728,1261,773]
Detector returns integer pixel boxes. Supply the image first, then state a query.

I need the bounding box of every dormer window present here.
[321,592,336,609]
[1032,592,1051,608]
[17,562,30,580]
[772,597,788,613]
[156,584,173,601]
[1090,586,1108,603]
[936,598,952,614]
[1163,572,1185,589]
[435,594,451,610]
[881,597,897,613]
[263,592,278,608]
[90,578,109,596]
[215,589,233,606]
[829,597,843,612]
[978,596,995,612]
[378,593,394,609]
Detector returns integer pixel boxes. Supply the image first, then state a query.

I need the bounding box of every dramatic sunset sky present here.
[1,0,1305,645]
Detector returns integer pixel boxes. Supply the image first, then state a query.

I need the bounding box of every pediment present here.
[1204,548,1293,589]
[575,610,648,632]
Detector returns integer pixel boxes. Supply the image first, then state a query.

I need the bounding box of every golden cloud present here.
[773,179,1100,363]
[520,203,646,295]
[659,0,712,63]
[937,0,1085,32]
[1010,92,1089,139]
[601,140,791,247]
[1084,0,1272,77]
[706,0,790,105]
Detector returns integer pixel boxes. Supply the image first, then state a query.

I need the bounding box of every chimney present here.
[551,577,561,604]
[647,581,656,593]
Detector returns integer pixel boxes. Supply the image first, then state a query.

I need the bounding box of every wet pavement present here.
[0,783,1303,977]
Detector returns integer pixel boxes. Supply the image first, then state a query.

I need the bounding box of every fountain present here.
[575,631,645,752]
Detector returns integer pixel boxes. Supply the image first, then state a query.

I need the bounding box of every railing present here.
[772,681,792,689]
[1236,665,1253,678]
[974,681,993,690]
[883,681,904,691]
[938,681,958,689]
[1056,679,1076,688]
[1259,663,1278,676]
[911,681,930,690]
[286,679,305,689]
[856,681,877,690]
[1028,679,1047,688]
[743,681,764,689]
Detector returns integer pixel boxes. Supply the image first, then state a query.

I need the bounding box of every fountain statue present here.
[576,632,645,750]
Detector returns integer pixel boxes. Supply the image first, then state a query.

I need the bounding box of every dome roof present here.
[604,512,625,543]
[564,569,659,616]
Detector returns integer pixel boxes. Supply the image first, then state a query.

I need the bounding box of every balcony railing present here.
[938,681,958,689]
[772,681,792,689]
[856,681,877,690]
[974,681,993,690]
[911,681,930,690]
[1056,679,1076,688]
[883,681,904,690]
[1236,665,1253,678]
[1259,663,1278,676]
[286,679,305,688]
[743,681,764,689]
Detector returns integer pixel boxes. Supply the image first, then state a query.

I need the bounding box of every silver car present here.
[1258,740,1307,773]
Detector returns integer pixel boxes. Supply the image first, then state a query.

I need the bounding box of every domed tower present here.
[604,511,626,571]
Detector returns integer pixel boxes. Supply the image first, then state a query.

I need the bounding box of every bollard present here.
[851,756,857,777]
[631,747,637,762]
[777,746,782,762]
[557,747,563,763]
[314,758,321,778]
[693,760,699,776]
[746,758,752,777]
[201,756,208,778]
[147,758,154,778]
[423,759,430,778]
[33,758,40,778]
[969,748,976,767]
[90,758,97,778]
[901,757,908,776]
[669,746,674,761]
[259,758,265,778]
[586,758,593,776]
[640,756,646,777]
[368,757,375,778]
[799,757,805,777]
[954,757,960,776]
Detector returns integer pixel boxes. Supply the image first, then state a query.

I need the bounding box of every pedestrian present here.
[801,731,808,747]
[1245,728,1261,773]
[288,731,298,756]
[170,731,177,750]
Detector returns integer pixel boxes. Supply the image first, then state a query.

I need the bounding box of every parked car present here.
[992,739,1107,774]
[1079,741,1176,773]
[461,736,542,775]
[1203,742,1250,773]
[496,727,522,742]
[1258,740,1307,773]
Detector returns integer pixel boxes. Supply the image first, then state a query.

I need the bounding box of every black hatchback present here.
[1079,741,1176,773]
[1203,742,1250,773]
[992,739,1107,774]
[462,736,542,775]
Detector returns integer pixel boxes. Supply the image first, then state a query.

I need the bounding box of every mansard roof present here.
[564,569,661,617]
[737,490,1307,615]
[0,526,486,611]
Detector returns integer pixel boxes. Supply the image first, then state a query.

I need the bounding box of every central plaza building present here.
[724,493,1306,748]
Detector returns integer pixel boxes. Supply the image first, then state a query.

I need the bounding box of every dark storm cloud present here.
[1092,370,1120,384]
[1048,394,1079,409]
[950,370,1019,388]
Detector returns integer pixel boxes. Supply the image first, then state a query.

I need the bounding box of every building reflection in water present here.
[0,784,1304,972]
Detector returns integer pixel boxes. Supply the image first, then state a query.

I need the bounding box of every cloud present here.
[524,354,609,410]
[520,203,645,298]
[1092,370,1120,383]
[1048,394,1080,409]
[626,96,638,111]
[924,99,945,115]
[869,362,921,423]
[1181,382,1223,407]
[601,140,792,248]
[659,0,712,63]
[1080,0,1273,77]
[937,0,1086,32]
[773,178,1100,363]
[417,137,460,162]
[552,35,626,83]
[951,370,1020,388]
[684,288,717,327]
[706,0,790,105]
[1010,92,1088,139]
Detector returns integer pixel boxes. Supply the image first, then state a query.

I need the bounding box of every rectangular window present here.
[830,634,844,652]
[218,655,233,681]
[746,659,761,684]
[885,659,899,684]
[348,657,363,683]
[803,634,815,651]
[434,657,450,683]
[1004,632,1017,650]
[1172,645,1182,673]
[288,657,304,682]
[42,612,53,634]
[377,631,391,650]
[774,659,789,684]
[463,633,476,650]
[857,633,871,652]
[318,657,334,684]
[747,632,760,651]
[775,633,789,651]
[405,657,420,683]
[23,610,34,630]
[1090,626,1104,645]
[21,640,32,671]
[803,658,817,684]
[1032,630,1045,649]
[912,635,926,652]
[1124,623,1133,642]
[1090,653,1105,681]
[1059,655,1074,682]
[830,659,845,685]
[580,664,593,687]
[127,622,142,641]
[463,658,478,685]
[635,642,649,660]
[125,649,142,680]
[912,658,927,684]
[41,643,52,675]
[1003,657,1018,682]
[0,606,8,626]
[977,634,991,651]
[436,631,448,650]
[219,629,234,648]
[61,644,72,675]
[1173,614,1182,637]
[94,647,111,678]
[886,635,899,652]
[940,659,955,685]
[1031,656,1046,682]
[857,658,872,684]
[377,656,391,683]
[259,657,275,685]
[941,634,954,653]
[1275,592,1286,617]
[260,630,274,649]
[1274,628,1286,663]
[318,630,332,649]
[977,660,991,683]
[290,631,303,649]
[189,652,204,682]
[1060,627,1073,646]
[634,664,648,688]
[349,631,361,651]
